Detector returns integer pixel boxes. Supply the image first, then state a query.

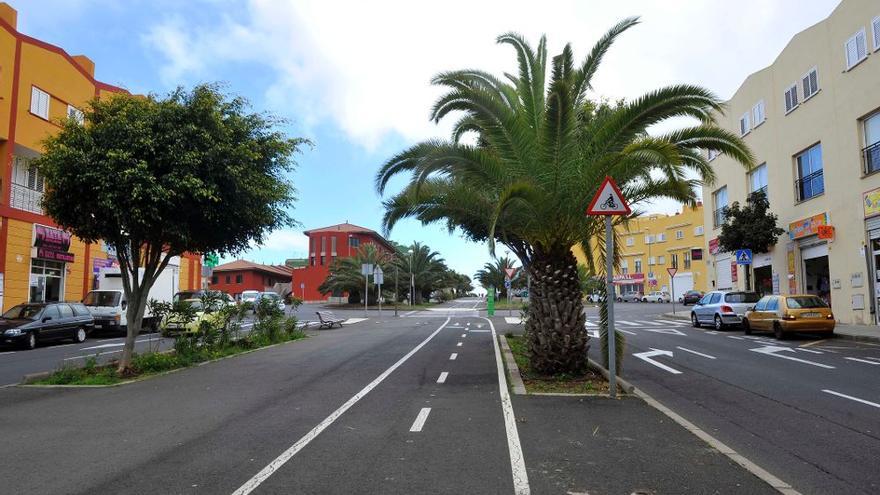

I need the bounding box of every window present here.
[645,235,654,244]
[694,225,704,236]
[707,149,719,161]
[709,293,721,304]
[754,296,769,311]
[658,255,666,265]
[59,304,74,318]
[752,100,766,127]
[671,254,678,269]
[739,112,750,136]
[320,255,325,265]
[713,186,728,227]
[795,143,824,201]
[749,163,768,197]
[657,233,666,242]
[675,230,684,240]
[621,260,628,269]
[349,236,360,248]
[626,237,634,247]
[766,296,779,311]
[620,266,628,275]
[634,259,642,273]
[784,84,799,114]
[67,105,84,124]
[684,251,691,269]
[11,156,45,214]
[320,236,326,254]
[873,16,880,51]
[30,86,49,119]
[211,275,218,284]
[225,275,231,283]
[844,29,868,70]
[235,274,243,284]
[863,112,880,175]
[330,236,337,255]
[649,256,656,266]
[802,68,819,101]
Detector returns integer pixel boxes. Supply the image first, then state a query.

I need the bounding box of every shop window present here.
[795,143,824,201]
[30,259,64,303]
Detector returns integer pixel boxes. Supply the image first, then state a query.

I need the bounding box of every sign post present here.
[487,288,495,316]
[735,249,753,291]
[374,266,384,317]
[361,263,374,317]
[300,282,305,301]
[504,267,517,317]
[667,267,678,316]
[586,176,631,399]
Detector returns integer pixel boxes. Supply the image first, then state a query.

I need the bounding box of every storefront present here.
[709,238,734,290]
[863,187,880,323]
[29,224,74,304]
[789,213,832,306]
[753,252,773,295]
[613,273,645,294]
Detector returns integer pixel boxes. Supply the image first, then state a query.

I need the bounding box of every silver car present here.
[691,290,761,330]
[616,291,643,303]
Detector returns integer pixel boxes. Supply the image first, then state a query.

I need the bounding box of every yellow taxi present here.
[743,294,834,339]
[161,299,228,335]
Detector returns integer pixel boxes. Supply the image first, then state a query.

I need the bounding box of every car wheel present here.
[691,312,700,328]
[774,322,785,340]
[714,315,724,331]
[73,327,87,343]
[616,297,622,302]
[24,332,37,350]
[743,319,752,335]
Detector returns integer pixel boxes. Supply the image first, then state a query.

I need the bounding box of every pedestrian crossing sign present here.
[735,249,753,265]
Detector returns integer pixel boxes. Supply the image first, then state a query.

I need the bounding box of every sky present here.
[15,0,840,284]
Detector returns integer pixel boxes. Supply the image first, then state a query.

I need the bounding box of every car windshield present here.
[174,291,202,303]
[2,304,43,320]
[786,296,828,309]
[83,291,121,307]
[181,300,203,311]
[725,292,760,303]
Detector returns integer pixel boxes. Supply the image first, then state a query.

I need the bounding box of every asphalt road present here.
[582,300,880,495]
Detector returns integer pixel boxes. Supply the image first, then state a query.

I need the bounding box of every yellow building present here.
[701,0,880,325]
[0,4,201,310]
[573,204,708,300]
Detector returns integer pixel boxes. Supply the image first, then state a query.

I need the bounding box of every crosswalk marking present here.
[617,320,640,326]
[635,320,665,326]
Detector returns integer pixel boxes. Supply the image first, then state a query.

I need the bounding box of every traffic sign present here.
[203,252,220,268]
[374,266,384,285]
[667,267,677,278]
[361,263,374,275]
[735,249,753,265]
[586,176,631,215]
[504,279,512,289]
[504,267,517,280]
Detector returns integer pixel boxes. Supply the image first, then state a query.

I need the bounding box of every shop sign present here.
[33,225,74,263]
[787,244,797,294]
[863,187,880,218]
[731,259,738,283]
[788,213,828,240]
[92,257,117,274]
[817,225,834,240]
[708,238,720,255]
[691,248,703,261]
[613,273,645,283]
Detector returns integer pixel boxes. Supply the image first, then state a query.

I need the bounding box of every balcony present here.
[795,170,824,202]
[864,141,880,175]
[11,183,44,214]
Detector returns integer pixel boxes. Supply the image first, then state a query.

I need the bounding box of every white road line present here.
[618,329,637,335]
[865,357,880,362]
[845,357,880,365]
[797,348,823,354]
[230,318,451,495]
[409,407,432,432]
[656,319,685,326]
[676,346,717,359]
[469,329,490,333]
[727,336,746,341]
[456,342,462,347]
[584,321,597,327]
[449,353,458,360]
[706,330,719,335]
[0,351,16,355]
[437,372,448,384]
[617,320,639,326]
[461,334,466,338]
[822,389,880,409]
[636,320,665,326]
[64,350,122,361]
[482,316,530,495]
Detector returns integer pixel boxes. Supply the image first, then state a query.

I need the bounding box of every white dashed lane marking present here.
[437,372,448,384]
[409,408,432,432]
[450,353,457,360]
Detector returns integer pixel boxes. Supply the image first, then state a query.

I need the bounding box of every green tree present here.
[376,22,752,374]
[319,243,392,304]
[474,256,524,298]
[717,190,784,290]
[36,85,306,372]
[397,242,449,304]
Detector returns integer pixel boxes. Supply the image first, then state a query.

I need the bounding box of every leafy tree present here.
[474,256,525,298]
[717,190,784,290]
[36,85,305,372]
[319,243,392,304]
[376,22,752,374]
[396,242,449,303]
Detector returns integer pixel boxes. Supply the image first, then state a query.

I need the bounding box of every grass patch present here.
[505,335,610,394]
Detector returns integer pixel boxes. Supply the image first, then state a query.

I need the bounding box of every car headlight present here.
[4,328,22,336]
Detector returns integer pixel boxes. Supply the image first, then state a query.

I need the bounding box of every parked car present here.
[643,291,671,303]
[743,294,834,339]
[617,291,643,303]
[260,292,285,312]
[161,298,228,334]
[173,290,235,307]
[679,290,704,305]
[239,290,261,306]
[586,293,602,303]
[691,291,761,330]
[0,302,95,350]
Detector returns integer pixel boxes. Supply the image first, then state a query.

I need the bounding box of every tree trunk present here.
[117,288,147,373]
[525,247,588,375]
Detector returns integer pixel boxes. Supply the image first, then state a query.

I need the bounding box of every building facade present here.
[291,222,396,302]
[208,260,292,298]
[573,205,708,299]
[702,0,880,325]
[0,4,201,310]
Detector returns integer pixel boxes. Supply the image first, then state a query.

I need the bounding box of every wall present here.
[293,231,393,301]
[209,269,288,297]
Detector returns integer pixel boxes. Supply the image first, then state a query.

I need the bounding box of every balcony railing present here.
[795,169,824,202]
[11,183,44,214]
[713,207,726,228]
[864,141,880,175]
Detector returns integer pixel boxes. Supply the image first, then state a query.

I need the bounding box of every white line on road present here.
[483,317,530,495]
[449,353,457,360]
[633,349,682,374]
[656,319,686,326]
[0,351,16,355]
[230,317,451,495]
[749,345,835,369]
[456,342,462,347]
[618,329,637,335]
[636,320,665,326]
[409,407,432,432]
[437,372,448,384]
[796,348,823,354]
[727,336,746,341]
[845,357,880,365]
[461,334,466,338]
[469,329,490,333]
[822,389,880,409]
[706,331,718,335]
[64,350,122,361]
[584,321,597,327]
[676,346,717,359]
[617,320,639,326]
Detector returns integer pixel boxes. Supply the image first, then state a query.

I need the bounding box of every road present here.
[581,300,880,495]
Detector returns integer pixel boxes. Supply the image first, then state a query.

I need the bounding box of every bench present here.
[316,311,345,329]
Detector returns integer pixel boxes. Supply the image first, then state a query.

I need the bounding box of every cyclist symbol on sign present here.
[602,194,618,210]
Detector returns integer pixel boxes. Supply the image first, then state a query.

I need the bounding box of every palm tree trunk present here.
[525,247,588,375]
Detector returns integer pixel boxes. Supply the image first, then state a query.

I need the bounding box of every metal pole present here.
[394,264,399,317]
[378,282,382,317]
[671,275,676,317]
[364,272,368,318]
[606,216,617,399]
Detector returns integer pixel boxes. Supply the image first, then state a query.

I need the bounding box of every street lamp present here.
[645,226,653,292]
[408,249,414,307]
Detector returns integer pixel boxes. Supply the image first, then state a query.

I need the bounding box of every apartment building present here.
[0,4,201,310]
[573,205,708,300]
[702,0,880,325]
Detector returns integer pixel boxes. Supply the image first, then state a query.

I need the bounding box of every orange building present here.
[0,4,200,310]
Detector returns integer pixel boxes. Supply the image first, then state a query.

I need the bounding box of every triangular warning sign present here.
[586,176,631,215]
[504,267,517,279]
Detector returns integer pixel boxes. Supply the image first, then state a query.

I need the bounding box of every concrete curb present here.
[586,358,635,395]
[663,312,690,321]
[498,335,527,395]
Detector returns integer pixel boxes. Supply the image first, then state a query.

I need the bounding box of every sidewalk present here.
[663,310,880,343]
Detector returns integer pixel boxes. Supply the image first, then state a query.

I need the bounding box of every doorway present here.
[29,259,64,303]
[801,243,830,305]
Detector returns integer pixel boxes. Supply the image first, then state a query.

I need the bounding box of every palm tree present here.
[474,256,523,298]
[319,243,392,304]
[396,242,449,303]
[375,20,752,374]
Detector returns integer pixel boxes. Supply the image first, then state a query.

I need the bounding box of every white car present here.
[643,291,671,303]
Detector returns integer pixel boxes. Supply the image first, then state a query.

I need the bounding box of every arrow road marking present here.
[633,348,682,374]
[822,389,880,409]
[644,327,686,336]
[845,357,880,365]
[676,346,716,359]
[749,345,835,369]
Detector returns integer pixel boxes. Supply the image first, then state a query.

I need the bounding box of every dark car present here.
[0,302,95,350]
[680,290,704,305]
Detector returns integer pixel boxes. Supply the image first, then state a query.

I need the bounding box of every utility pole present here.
[394,263,399,317]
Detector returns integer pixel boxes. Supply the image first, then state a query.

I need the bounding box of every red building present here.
[292,223,395,302]
[208,260,293,298]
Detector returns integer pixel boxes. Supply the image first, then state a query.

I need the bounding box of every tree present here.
[717,190,784,290]
[376,22,752,374]
[474,256,525,298]
[36,85,306,372]
[397,242,449,303]
[319,243,393,304]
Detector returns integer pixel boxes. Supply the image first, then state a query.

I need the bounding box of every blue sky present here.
[16,0,839,287]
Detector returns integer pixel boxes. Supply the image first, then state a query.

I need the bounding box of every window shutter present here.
[873,16,880,50]
[857,29,867,60]
[739,112,750,136]
[784,85,798,113]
